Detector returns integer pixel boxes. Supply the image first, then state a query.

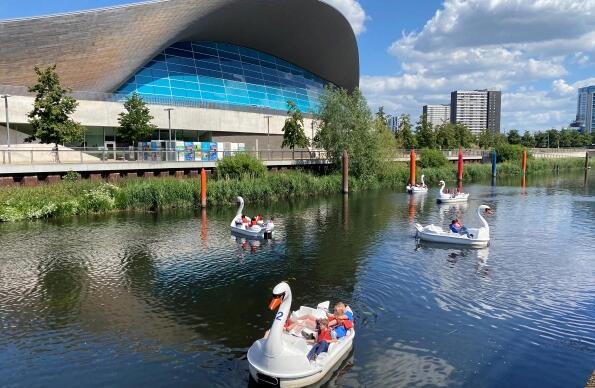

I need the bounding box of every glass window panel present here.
[223,79,246,89]
[198,76,224,86]
[146,60,168,71]
[195,60,221,71]
[247,84,266,93]
[165,47,194,59]
[194,45,219,57]
[249,97,267,106]
[153,86,171,96]
[218,50,240,61]
[168,63,196,75]
[118,83,136,94]
[172,42,193,51]
[186,90,201,99]
[201,91,227,102]
[242,63,261,73]
[227,95,251,105]
[200,84,225,94]
[168,73,196,82]
[226,87,249,97]
[196,68,222,78]
[151,78,170,87]
[220,64,243,75]
[245,76,265,86]
[166,55,194,67]
[135,75,153,85]
[216,42,239,53]
[248,90,266,99]
[238,46,259,58]
[243,69,263,80]
[170,80,199,90]
[171,88,187,97]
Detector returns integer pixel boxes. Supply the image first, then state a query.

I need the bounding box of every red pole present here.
[200,168,207,208]
[457,149,464,181]
[409,150,416,185]
[521,149,527,174]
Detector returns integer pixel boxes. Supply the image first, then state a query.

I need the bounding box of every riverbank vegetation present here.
[0,157,588,222]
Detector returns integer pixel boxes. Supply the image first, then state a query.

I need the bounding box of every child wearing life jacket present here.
[327,302,354,339]
[306,319,337,361]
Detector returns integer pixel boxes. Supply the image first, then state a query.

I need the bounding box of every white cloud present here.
[322,0,368,35]
[360,0,595,131]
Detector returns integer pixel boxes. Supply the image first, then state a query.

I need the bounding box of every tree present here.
[520,130,535,147]
[435,122,456,149]
[507,129,521,144]
[478,129,494,149]
[118,93,157,147]
[26,65,85,161]
[281,100,310,155]
[415,114,436,148]
[533,131,548,148]
[395,113,417,149]
[453,122,475,148]
[546,128,560,148]
[314,85,385,178]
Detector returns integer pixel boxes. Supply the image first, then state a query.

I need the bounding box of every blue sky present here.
[1,0,593,131]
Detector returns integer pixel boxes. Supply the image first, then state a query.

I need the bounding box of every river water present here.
[0,173,594,387]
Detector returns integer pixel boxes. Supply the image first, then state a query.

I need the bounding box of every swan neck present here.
[236,200,243,217]
[439,182,445,195]
[478,208,489,230]
[263,291,291,357]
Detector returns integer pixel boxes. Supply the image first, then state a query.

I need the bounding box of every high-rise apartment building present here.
[387,115,399,132]
[422,104,450,127]
[575,85,595,133]
[450,89,501,133]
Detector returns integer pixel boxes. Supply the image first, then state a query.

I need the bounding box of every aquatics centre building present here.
[0,0,359,153]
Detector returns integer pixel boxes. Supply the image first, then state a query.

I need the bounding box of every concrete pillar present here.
[144,171,154,178]
[175,170,184,179]
[90,173,102,181]
[189,170,199,178]
[46,175,61,185]
[108,173,120,182]
[160,171,170,177]
[22,176,38,187]
[0,177,15,187]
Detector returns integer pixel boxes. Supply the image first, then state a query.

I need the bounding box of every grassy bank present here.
[0,158,589,222]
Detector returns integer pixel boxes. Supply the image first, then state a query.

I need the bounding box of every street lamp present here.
[164,108,174,161]
[1,95,10,163]
[264,115,272,151]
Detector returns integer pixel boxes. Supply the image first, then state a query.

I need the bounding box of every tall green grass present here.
[0,157,589,222]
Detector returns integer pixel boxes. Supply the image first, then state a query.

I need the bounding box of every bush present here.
[63,171,81,182]
[418,148,448,168]
[215,153,266,180]
[495,144,530,162]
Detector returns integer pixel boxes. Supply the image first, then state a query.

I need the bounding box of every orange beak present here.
[269,296,282,311]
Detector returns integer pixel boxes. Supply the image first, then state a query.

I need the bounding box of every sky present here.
[1,0,593,132]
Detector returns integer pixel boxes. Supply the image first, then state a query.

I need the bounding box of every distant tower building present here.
[387,115,399,132]
[575,85,595,133]
[450,89,501,134]
[422,104,450,127]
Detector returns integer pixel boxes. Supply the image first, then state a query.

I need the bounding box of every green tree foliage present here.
[281,100,310,151]
[533,131,548,148]
[507,129,521,144]
[215,153,266,179]
[453,123,475,148]
[418,148,448,168]
[374,107,396,151]
[395,113,417,149]
[415,114,436,149]
[520,130,535,147]
[26,65,85,149]
[117,93,157,146]
[478,129,494,149]
[435,122,457,149]
[546,128,560,148]
[314,86,385,178]
[495,143,528,162]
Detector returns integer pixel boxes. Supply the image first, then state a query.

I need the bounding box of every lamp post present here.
[264,115,272,157]
[164,108,174,161]
[1,95,10,163]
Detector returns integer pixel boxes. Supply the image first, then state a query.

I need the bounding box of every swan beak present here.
[485,208,494,215]
[269,296,282,311]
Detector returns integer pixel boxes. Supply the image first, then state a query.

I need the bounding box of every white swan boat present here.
[436,180,469,203]
[247,282,355,387]
[406,174,428,193]
[415,205,493,247]
[230,196,274,238]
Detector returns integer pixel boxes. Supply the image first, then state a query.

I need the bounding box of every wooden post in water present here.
[200,168,207,208]
[585,151,590,170]
[409,150,416,185]
[491,150,497,177]
[521,149,527,175]
[457,149,464,181]
[342,150,349,194]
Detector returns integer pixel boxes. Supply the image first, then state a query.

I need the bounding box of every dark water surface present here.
[1,173,594,387]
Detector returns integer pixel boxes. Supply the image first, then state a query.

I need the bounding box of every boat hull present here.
[248,334,354,387]
[416,230,489,247]
[436,196,468,204]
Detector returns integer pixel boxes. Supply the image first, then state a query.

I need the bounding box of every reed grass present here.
[0,157,589,222]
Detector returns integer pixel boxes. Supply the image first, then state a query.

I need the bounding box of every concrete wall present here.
[0,96,316,145]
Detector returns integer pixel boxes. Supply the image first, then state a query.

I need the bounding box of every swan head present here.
[439,180,445,186]
[236,196,244,205]
[479,205,494,215]
[268,282,291,311]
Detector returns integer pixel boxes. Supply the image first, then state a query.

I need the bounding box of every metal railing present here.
[0,148,328,165]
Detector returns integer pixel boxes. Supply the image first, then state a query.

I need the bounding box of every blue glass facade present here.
[116,42,329,113]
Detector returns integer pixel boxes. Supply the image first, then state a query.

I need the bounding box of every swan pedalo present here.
[230,196,275,239]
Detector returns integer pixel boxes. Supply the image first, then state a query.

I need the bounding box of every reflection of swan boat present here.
[247,282,355,387]
[230,196,274,238]
[436,180,469,203]
[406,174,428,193]
[415,205,492,247]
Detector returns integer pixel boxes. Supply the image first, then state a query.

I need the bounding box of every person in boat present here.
[327,302,354,339]
[450,219,473,238]
[241,214,250,224]
[306,318,337,361]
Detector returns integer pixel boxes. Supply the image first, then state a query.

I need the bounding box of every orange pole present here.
[200,168,207,208]
[409,150,416,185]
[457,149,464,181]
[521,149,527,174]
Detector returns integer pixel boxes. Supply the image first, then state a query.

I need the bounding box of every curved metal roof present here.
[0,0,359,92]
